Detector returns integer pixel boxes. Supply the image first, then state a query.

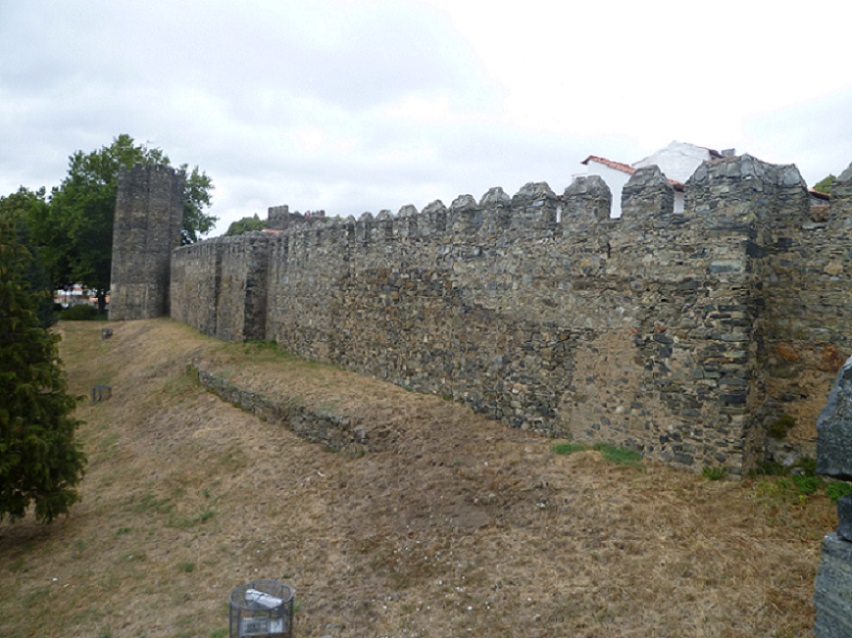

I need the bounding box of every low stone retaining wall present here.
[193,365,394,455]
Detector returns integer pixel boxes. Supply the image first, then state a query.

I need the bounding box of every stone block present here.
[817,357,852,479]
[814,533,852,638]
[839,495,852,542]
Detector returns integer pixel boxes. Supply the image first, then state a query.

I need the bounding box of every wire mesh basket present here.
[229,580,295,637]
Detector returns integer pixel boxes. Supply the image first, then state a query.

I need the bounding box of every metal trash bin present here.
[229,579,295,637]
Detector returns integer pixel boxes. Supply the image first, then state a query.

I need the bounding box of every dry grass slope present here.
[0,319,839,638]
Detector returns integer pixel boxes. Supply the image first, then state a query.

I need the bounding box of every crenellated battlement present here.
[254,156,828,255]
[161,154,852,475]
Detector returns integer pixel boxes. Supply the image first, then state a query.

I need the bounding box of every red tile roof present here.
[581,155,635,175]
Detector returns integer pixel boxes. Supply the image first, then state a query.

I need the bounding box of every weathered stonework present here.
[815,531,852,638]
[165,154,852,476]
[816,357,852,479]
[813,346,852,637]
[110,164,185,321]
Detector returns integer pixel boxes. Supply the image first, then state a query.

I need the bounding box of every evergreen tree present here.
[0,220,86,523]
[0,188,56,328]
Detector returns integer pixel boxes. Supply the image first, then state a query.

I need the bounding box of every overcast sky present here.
[2,0,851,236]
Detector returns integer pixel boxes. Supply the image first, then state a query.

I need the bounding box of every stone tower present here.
[109,163,185,321]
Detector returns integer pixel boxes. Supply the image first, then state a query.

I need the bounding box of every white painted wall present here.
[578,142,724,218]
[632,140,712,183]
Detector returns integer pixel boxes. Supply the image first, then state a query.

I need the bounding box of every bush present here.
[60,304,101,321]
[767,414,796,439]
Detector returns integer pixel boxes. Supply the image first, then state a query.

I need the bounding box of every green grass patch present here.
[551,441,643,467]
[753,473,852,507]
[242,339,280,354]
[551,442,589,455]
[750,456,848,502]
[826,482,852,503]
[128,492,174,515]
[177,562,196,573]
[703,466,727,481]
[791,474,821,496]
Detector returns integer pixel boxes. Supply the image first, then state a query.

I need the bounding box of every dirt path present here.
[0,319,836,637]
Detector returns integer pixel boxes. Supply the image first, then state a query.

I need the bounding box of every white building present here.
[578,141,735,217]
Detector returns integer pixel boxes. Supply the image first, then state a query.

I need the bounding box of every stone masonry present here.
[813,354,852,637]
[163,154,852,476]
[110,163,185,321]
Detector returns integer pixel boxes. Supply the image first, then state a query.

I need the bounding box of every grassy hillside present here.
[0,319,840,637]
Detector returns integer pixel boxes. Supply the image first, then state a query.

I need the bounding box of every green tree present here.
[813,174,836,195]
[181,164,216,244]
[225,213,267,236]
[0,188,56,328]
[39,134,216,309]
[0,220,86,523]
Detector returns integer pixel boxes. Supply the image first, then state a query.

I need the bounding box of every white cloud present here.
[1,0,851,235]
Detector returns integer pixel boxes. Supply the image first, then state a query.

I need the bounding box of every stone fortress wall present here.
[162,155,852,475]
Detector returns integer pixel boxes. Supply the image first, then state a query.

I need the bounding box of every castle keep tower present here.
[109,163,185,321]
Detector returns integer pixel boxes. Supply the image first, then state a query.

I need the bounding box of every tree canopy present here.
[0,219,86,523]
[225,213,267,236]
[0,188,55,328]
[3,134,216,302]
[813,174,836,195]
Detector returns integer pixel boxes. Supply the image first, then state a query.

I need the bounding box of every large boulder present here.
[817,356,852,479]
[815,531,852,638]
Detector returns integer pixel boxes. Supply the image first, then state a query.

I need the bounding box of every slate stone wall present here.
[216,233,270,342]
[168,154,852,475]
[756,163,852,464]
[110,164,185,321]
[170,238,222,336]
[813,352,852,637]
[814,529,852,638]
